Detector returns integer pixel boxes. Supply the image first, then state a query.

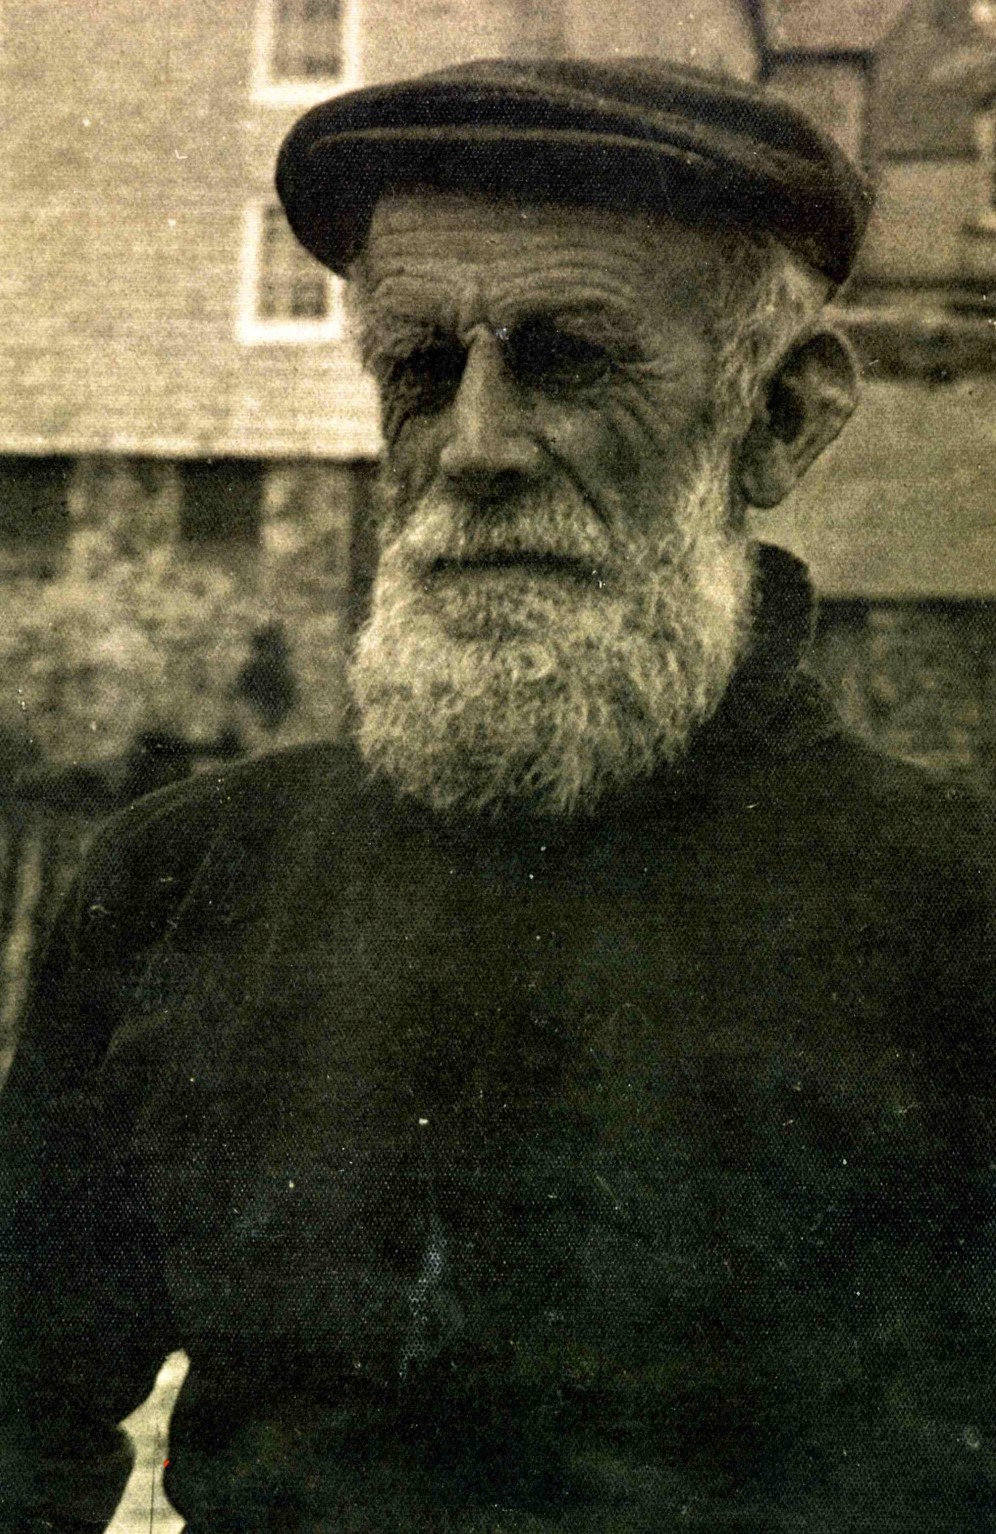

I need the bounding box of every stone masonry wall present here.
[0,456,363,772]
[811,600,996,795]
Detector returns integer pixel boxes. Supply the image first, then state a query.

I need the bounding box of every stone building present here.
[862,0,996,292]
[0,0,992,789]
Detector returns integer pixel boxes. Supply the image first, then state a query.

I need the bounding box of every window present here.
[239,202,343,343]
[253,0,360,104]
[273,0,343,79]
[177,459,263,545]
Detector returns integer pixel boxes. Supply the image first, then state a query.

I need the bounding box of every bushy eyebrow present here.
[354,306,444,381]
[534,302,648,359]
[357,298,652,380]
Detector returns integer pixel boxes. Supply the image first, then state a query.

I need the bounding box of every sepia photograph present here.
[1,2,995,1530]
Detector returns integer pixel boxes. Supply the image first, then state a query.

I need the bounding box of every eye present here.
[387,337,467,419]
[506,320,613,395]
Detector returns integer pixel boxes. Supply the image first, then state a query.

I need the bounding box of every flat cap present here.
[275,57,873,287]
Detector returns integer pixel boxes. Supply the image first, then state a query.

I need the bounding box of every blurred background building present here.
[1,0,995,1041]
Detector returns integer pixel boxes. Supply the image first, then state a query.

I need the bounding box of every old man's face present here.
[348,191,761,816]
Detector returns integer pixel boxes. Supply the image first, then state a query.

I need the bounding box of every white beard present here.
[348,445,755,818]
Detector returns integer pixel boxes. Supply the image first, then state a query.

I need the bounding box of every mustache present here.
[426,549,599,585]
[379,483,618,583]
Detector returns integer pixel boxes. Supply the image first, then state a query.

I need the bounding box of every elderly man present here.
[2,58,995,1534]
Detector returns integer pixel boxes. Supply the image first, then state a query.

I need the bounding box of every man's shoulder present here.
[808,722,991,845]
[68,741,370,955]
[777,719,996,926]
[711,661,989,861]
[96,737,363,850]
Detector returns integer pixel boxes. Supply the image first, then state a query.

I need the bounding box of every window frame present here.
[238,200,345,345]
[251,0,361,106]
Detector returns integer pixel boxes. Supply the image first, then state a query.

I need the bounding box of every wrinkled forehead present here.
[356,189,732,331]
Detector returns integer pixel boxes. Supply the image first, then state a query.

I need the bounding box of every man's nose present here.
[438,328,544,497]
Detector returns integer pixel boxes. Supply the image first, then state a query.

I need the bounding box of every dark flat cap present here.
[275,57,873,286]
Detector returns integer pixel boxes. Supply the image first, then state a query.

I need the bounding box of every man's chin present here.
[416,565,597,642]
[350,602,715,820]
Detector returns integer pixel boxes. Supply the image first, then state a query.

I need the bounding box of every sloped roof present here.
[871,0,996,158]
[759,0,911,54]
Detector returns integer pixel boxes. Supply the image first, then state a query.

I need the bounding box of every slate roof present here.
[757,0,911,54]
[871,0,996,158]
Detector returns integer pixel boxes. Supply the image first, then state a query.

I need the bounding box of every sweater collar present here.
[567,540,831,838]
[695,539,821,752]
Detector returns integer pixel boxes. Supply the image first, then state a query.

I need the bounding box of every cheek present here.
[538,385,700,523]
[541,405,633,494]
[380,414,448,510]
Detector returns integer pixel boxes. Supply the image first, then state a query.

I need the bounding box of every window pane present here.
[272,0,343,81]
[289,276,328,318]
[255,207,330,323]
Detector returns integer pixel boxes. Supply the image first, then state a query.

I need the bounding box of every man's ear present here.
[736,328,859,509]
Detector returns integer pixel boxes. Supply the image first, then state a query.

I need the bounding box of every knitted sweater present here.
[2,549,994,1533]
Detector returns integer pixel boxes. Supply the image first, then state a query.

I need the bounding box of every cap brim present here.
[275,66,871,285]
[279,126,839,281]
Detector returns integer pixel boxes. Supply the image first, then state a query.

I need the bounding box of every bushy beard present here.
[348,445,755,818]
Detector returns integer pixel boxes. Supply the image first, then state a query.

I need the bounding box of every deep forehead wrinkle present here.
[361,192,719,341]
